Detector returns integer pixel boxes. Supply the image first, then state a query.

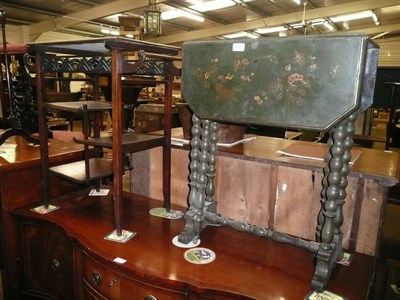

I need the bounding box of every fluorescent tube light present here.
[330,10,374,22]
[190,0,235,12]
[289,22,303,29]
[101,26,120,35]
[223,31,259,39]
[161,10,182,20]
[323,21,334,31]
[292,0,301,5]
[105,13,123,22]
[308,18,325,26]
[161,9,204,22]
[372,11,380,25]
[255,26,287,34]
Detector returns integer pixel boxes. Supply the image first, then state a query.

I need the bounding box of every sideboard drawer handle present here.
[92,271,102,285]
[108,278,120,287]
[144,296,157,300]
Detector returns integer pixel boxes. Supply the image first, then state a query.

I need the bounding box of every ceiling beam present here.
[148,0,400,44]
[350,23,400,35]
[27,0,167,38]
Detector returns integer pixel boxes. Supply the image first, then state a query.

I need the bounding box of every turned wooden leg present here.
[313,113,356,291]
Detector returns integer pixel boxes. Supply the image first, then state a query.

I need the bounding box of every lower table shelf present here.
[49,158,113,183]
[73,132,168,153]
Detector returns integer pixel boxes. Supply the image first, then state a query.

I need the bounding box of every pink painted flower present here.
[288,73,303,85]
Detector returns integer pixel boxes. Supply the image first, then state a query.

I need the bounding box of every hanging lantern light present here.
[144,0,161,36]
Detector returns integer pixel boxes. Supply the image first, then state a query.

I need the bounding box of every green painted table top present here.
[182,34,379,131]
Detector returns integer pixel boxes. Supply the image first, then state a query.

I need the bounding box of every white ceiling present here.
[1,0,400,65]
[1,0,398,40]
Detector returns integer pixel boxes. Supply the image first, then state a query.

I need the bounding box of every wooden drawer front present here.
[21,222,74,300]
[83,253,187,300]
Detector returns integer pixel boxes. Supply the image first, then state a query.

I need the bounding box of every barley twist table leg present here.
[312,113,356,291]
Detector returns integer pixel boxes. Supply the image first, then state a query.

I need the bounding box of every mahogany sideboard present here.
[0,134,389,299]
[131,129,399,257]
[0,135,86,299]
[12,191,375,299]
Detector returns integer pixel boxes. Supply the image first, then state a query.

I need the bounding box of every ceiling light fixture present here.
[190,0,235,12]
[323,21,334,31]
[289,18,335,31]
[330,10,374,23]
[292,0,302,5]
[223,31,259,39]
[100,27,110,34]
[255,26,287,34]
[308,18,325,26]
[100,26,120,36]
[161,9,204,22]
[144,0,161,36]
[372,11,380,25]
[110,29,120,36]
[290,22,304,29]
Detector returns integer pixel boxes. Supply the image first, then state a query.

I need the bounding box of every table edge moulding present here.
[26,37,181,241]
[177,33,381,292]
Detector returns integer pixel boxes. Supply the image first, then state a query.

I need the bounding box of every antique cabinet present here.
[11,191,374,299]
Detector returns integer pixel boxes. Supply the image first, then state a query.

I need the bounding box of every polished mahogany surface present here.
[168,128,399,186]
[46,101,112,113]
[0,135,88,300]
[15,192,375,299]
[0,135,86,172]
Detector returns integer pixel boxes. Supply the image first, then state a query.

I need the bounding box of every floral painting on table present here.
[182,34,378,131]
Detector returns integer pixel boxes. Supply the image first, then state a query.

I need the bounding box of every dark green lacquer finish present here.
[179,34,379,292]
[182,34,379,131]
